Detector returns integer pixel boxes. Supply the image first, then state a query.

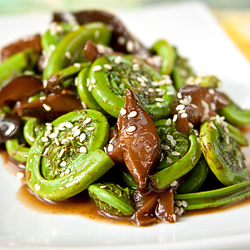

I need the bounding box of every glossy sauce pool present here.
[1,147,250,226]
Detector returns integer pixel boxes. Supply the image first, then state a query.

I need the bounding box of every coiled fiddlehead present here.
[26,109,114,201]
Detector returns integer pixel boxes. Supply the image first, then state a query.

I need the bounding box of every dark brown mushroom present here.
[53,10,150,55]
[107,89,161,191]
[0,113,22,144]
[172,85,229,134]
[1,34,41,61]
[17,93,83,121]
[0,75,44,108]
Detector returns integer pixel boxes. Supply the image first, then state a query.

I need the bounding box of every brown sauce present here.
[1,147,250,226]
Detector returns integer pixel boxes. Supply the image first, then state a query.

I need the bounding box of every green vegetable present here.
[76,67,104,111]
[171,51,195,90]
[0,49,39,87]
[154,119,189,171]
[150,39,176,75]
[41,22,78,55]
[200,120,248,186]
[47,62,90,92]
[23,118,45,146]
[218,97,250,127]
[150,133,201,190]
[89,55,176,119]
[5,138,30,163]
[175,179,250,210]
[26,109,114,201]
[43,22,112,79]
[88,183,135,216]
[177,157,209,194]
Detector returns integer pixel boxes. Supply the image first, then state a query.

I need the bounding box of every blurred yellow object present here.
[216,11,250,61]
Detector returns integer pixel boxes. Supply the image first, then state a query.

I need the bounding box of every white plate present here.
[1,2,250,250]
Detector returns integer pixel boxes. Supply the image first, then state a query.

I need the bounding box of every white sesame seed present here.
[181,113,188,118]
[141,76,148,82]
[60,161,66,167]
[162,145,170,150]
[58,127,66,131]
[35,184,41,191]
[167,157,173,164]
[179,110,186,114]
[65,122,73,128]
[44,130,51,137]
[188,122,194,129]
[43,80,48,89]
[104,64,112,70]
[16,172,24,179]
[137,76,144,83]
[167,91,175,96]
[156,102,163,108]
[65,51,71,60]
[80,146,87,153]
[91,78,96,84]
[60,172,65,177]
[175,200,182,207]
[92,65,102,72]
[210,122,217,130]
[155,98,165,102]
[128,111,137,118]
[182,200,188,208]
[173,114,178,122]
[132,63,140,71]
[43,147,50,156]
[58,149,65,158]
[65,168,71,175]
[41,136,49,142]
[177,92,182,99]
[86,126,95,131]
[172,151,180,156]
[126,40,134,52]
[174,206,179,213]
[107,144,114,152]
[170,180,178,187]
[115,56,121,64]
[151,81,159,86]
[49,44,56,51]
[158,80,167,86]
[191,104,198,109]
[55,138,60,146]
[172,214,177,222]
[83,118,91,125]
[61,139,69,144]
[74,63,81,68]
[208,88,215,95]
[79,133,86,142]
[43,104,51,111]
[148,88,155,93]
[126,125,136,133]
[167,135,173,141]
[177,207,184,216]
[73,129,81,137]
[67,136,74,140]
[210,102,216,111]
[72,125,79,132]
[117,36,126,45]
[171,140,176,146]
[74,77,79,86]
[49,133,58,139]
[120,108,127,115]
[176,104,185,111]
[166,118,171,126]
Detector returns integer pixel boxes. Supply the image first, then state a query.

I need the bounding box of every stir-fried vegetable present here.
[0,9,250,226]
